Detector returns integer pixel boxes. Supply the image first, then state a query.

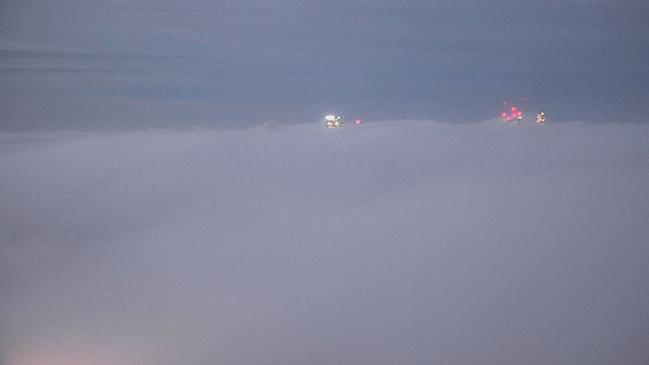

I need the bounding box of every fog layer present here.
[1,120,648,364]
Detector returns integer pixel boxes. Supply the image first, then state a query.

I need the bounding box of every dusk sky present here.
[1,0,648,130]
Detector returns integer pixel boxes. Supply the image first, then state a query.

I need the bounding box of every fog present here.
[1,120,648,364]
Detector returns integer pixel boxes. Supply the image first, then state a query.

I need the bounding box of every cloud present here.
[1,120,648,364]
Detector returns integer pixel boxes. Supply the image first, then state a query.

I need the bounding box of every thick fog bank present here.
[1,121,648,365]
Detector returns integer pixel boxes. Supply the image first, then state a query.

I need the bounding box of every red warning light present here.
[502,105,524,122]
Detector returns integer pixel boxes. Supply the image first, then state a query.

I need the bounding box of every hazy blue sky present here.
[1,0,648,130]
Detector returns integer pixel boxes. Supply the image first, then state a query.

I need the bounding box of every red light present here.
[502,105,525,122]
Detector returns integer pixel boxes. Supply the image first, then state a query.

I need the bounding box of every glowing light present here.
[501,105,524,122]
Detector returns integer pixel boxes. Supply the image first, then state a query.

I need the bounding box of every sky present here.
[1,120,648,364]
[1,0,648,131]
